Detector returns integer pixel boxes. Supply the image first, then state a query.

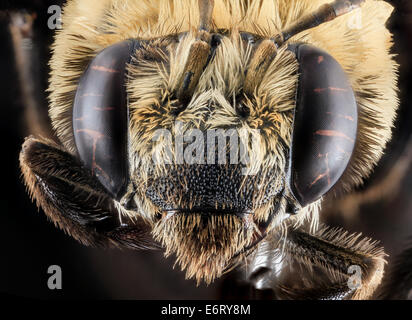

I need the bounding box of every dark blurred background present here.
[0,0,411,299]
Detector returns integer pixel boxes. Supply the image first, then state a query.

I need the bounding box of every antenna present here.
[274,0,365,47]
[177,0,216,104]
[198,0,215,32]
[244,0,365,96]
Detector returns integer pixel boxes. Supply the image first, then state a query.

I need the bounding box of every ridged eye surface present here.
[73,40,140,199]
[288,44,358,207]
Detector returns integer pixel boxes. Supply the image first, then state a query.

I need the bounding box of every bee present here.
[19,0,399,299]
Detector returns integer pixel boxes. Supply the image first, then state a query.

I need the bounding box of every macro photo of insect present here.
[1,0,412,302]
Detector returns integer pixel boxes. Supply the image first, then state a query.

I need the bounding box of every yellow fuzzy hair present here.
[47,0,398,286]
[49,0,398,195]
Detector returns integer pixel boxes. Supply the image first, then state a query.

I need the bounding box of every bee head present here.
[63,0,374,283]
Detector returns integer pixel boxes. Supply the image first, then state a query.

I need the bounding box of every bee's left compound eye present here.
[73,40,140,199]
[287,44,358,207]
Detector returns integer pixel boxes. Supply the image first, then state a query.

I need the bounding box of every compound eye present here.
[288,44,358,207]
[73,40,139,199]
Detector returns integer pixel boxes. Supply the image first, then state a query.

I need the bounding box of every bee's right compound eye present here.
[287,44,358,207]
[72,40,141,199]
